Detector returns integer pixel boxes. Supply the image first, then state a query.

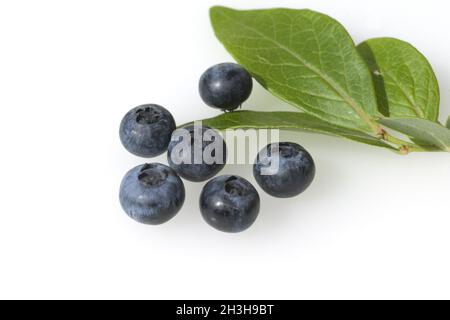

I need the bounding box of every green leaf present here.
[198,111,395,150]
[358,38,439,121]
[210,6,380,133]
[379,118,450,151]
[446,116,450,129]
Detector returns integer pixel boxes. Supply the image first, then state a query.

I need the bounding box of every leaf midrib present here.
[215,8,377,132]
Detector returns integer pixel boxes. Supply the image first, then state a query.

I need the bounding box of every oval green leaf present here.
[197,111,395,150]
[358,38,439,121]
[210,6,380,133]
[379,118,450,151]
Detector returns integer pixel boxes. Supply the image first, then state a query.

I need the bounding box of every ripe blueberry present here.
[167,125,227,182]
[119,163,185,225]
[199,63,253,111]
[200,175,260,233]
[253,142,315,198]
[119,104,176,157]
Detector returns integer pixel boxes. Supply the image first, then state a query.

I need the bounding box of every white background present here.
[0,0,449,299]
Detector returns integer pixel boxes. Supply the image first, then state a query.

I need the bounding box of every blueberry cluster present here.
[119,63,316,233]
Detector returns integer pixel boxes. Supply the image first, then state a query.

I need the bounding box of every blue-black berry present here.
[167,125,227,182]
[199,63,253,111]
[119,163,185,225]
[253,142,315,198]
[120,104,176,157]
[200,175,260,233]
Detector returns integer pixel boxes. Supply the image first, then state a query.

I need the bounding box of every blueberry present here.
[253,142,315,198]
[119,104,176,157]
[199,63,253,111]
[119,163,185,225]
[200,175,260,233]
[167,125,227,182]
